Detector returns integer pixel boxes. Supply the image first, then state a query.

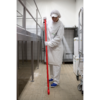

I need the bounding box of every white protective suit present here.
[45,18,64,84]
[46,19,64,66]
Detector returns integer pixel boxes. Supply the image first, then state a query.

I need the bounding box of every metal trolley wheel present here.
[82,91,84,94]
[77,84,82,91]
[76,75,79,81]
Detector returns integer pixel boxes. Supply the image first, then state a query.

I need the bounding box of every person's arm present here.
[46,24,64,47]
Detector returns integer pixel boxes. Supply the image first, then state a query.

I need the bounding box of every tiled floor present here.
[19,63,83,100]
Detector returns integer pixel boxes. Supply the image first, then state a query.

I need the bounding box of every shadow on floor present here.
[63,62,73,64]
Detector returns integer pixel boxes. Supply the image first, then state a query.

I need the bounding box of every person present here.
[44,10,64,87]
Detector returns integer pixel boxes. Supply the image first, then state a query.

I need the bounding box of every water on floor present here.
[19,63,83,100]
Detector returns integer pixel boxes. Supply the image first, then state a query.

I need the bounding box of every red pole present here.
[44,19,50,95]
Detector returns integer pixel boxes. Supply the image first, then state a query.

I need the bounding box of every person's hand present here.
[45,41,48,46]
[43,17,47,23]
[43,17,47,20]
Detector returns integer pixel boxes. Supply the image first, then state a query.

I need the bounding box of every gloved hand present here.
[43,17,47,20]
[43,17,47,24]
[45,41,48,46]
[42,17,47,30]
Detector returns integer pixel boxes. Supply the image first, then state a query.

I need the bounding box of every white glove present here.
[43,17,47,24]
[45,41,48,46]
[43,17,47,20]
[42,17,47,30]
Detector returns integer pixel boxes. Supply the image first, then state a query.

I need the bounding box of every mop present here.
[44,18,50,95]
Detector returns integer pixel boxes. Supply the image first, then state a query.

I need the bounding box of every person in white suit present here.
[44,10,64,87]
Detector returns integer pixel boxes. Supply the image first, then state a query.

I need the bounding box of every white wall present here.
[36,0,83,27]
[75,0,83,27]
[36,0,76,27]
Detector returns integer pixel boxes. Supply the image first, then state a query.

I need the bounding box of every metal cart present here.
[76,7,84,94]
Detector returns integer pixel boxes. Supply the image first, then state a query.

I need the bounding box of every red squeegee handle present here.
[44,19,50,95]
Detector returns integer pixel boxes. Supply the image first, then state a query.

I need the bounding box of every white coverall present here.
[45,19,64,84]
